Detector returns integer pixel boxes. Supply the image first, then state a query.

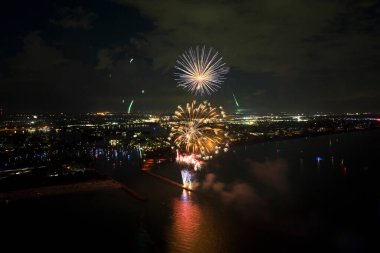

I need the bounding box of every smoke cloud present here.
[197,158,318,235]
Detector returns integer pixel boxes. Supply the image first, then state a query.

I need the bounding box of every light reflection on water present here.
[167,190,201,253]
[166,189,232,253]
[96,130,380,252]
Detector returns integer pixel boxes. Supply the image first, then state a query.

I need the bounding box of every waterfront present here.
[2,130,380,252]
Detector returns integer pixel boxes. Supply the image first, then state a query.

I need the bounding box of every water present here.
[2,130,380,252]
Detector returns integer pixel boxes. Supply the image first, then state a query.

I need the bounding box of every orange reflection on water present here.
[167,190,201,253]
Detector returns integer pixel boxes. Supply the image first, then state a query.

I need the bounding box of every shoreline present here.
[1,128,379,205]
[229,127,380,147]
[0,177,148,204]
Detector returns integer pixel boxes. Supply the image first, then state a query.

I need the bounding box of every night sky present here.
[1,0,380,114]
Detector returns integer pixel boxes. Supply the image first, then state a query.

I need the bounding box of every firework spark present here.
[176,151,203,171]
[169,101,228,158]
[174,46,229,96]
[181,169,193,189]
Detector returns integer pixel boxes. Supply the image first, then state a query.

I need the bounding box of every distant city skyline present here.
[1,106,380,116]
[1,0,380,113]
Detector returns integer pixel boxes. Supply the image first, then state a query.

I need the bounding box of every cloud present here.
[95,47,127,70]
[198,158,320,234]
[200,172,263,218]
[251,89,266,97]
[1,31,185,113]
[50,7,96,30]
[1,31,107,112]
[202,173,217,190]
[7,31,68,73]
[200,159,288,209]
[114,0,347,73]
[115,0,380,111]
[2,0,380,112]
[248,158,288,194]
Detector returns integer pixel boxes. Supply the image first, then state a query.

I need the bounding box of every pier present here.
[95,171,148,202]
[113,180,148,201]
[143,170,194,192]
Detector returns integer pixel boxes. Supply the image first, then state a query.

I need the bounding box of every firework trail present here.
[128,100,134,114]
[232,93,239,107]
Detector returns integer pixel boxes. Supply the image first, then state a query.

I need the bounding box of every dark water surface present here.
[2,130,380,252]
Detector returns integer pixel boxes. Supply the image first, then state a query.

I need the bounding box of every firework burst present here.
[174,46,229,96]
[169,101,228,158]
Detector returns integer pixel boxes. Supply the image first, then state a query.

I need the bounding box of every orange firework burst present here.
[169,101,228,158]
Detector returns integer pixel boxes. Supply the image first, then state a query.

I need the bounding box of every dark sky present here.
[1,0,380,114]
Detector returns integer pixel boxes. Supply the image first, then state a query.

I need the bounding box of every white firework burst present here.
[174,45,229,96]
